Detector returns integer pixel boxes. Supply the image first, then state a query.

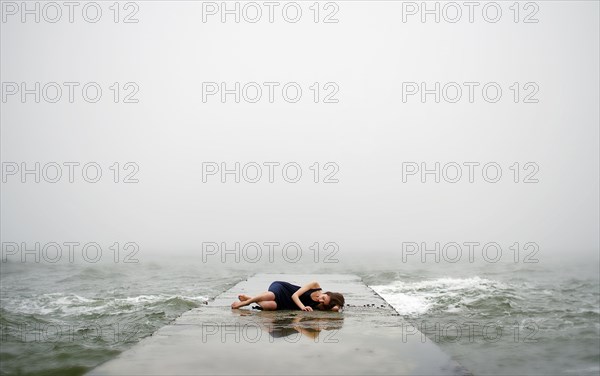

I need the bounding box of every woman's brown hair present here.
[323,292,345,310]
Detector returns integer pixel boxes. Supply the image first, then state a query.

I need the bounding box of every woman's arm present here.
[291,281,320,311]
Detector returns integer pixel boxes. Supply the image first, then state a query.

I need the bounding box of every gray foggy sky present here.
[1,1,598,261]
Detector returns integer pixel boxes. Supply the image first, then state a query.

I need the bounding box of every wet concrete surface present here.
[89,274,470,375]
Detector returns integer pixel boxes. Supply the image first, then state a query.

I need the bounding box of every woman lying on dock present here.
[231,280,345,312]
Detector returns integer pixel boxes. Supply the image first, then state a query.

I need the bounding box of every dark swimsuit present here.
[268,281,322,310]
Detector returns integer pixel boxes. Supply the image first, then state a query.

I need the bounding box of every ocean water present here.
[1,256,598,375]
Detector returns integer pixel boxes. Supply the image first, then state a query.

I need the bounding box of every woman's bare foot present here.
[231,300,248,309]
[238,294,251,301]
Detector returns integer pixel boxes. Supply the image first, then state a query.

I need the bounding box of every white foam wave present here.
[1,293,208,317]
[371,276,505,316]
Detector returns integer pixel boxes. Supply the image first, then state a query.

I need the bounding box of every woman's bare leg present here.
[257,300,277,311]
[231,291,275,309]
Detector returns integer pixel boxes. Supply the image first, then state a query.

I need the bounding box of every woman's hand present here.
[301,306,313,312]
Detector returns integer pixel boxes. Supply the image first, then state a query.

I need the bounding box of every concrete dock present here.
[89,274,470,375]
